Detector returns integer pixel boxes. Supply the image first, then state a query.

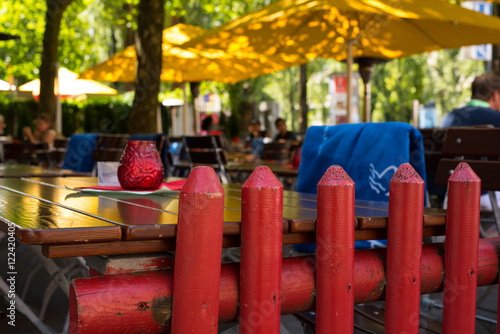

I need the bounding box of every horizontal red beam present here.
[70,237,500,334]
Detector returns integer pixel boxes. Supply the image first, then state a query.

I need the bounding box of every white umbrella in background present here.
[19,67,117,133]
[0,79,12,91]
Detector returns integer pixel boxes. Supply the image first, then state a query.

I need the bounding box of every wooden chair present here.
[419,128,450,207]
[91,134,129,176]
[260,141,292,162]
[3,143,36,164]
[35,138,70,169]
[92,134,129,163]
[182,135,231,183]
[51,138,70,168]
[434,127,500,235]
[168,136,189,177]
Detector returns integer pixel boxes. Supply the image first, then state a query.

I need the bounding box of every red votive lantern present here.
[117,140,164,189]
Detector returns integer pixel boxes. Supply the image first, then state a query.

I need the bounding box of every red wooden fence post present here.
[385,163,425,333]
[442,162,481,333]
[171,167,225,333]
[316,165,355,334]
[239,166,283,334]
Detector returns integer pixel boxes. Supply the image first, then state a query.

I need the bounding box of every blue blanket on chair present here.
[295,122,426,251]
[61,133,98,173]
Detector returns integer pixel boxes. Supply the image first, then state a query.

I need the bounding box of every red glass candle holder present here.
[117,140,164,189]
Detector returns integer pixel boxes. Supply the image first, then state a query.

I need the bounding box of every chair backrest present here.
[51,138,70,168]
[260,141,291,162]
[435,127,500,190]
[182,135,230,183]
[3,143,36,164]
[35,138,70,169]
[92,134,129,162]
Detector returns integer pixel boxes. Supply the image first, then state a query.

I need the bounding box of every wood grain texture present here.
[0,189,121,244]
[0,163,89,178]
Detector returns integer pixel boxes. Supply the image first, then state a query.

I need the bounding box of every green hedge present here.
[0,99,171,139]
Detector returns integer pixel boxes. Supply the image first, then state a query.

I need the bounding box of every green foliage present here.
[0,96,171,138]
[0,0,46,83]
[370,49,485,124]
[425,49,484,118]
[0,0,116,84]
[0,99,37,138]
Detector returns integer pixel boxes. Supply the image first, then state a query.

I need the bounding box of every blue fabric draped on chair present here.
[295,122,426,252]
[61,133,98,173]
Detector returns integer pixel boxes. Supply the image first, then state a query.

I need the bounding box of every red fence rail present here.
[69,162,489,333]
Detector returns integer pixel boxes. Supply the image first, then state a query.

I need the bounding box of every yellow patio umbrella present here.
[80,23,303,84]
[184,0,500,122]
[80,23,305,134]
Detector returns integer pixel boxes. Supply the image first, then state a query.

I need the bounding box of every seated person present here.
[273,117,297,142]
[244,119,269,148]
[22,113,57,149]
[199,115,213,136]
[441,74,500,214]
[441,73,500,127]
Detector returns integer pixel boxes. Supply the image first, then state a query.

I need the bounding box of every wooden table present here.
[0,176,446,258]
[0,163,90,178]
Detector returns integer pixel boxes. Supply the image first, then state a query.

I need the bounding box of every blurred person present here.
[273,117,297,142]
[441,73,500,127]
[23,113,57,149]
[244,118,269,148]
[0,114,5,135]
[199,115,213,135]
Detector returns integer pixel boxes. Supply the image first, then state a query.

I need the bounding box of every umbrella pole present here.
[363,81,370,123]
[346,40,353,124]
[182,82,189,135]
[55,63,62,134]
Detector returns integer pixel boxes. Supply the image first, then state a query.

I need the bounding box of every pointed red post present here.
[385,163,425,333]
[316,166,355,334]
[239,166,283,334]
[443,162,481,333]
[171,167,225,333]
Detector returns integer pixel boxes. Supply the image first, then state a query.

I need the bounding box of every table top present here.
[0,163,90,178]
[0,176,446,258]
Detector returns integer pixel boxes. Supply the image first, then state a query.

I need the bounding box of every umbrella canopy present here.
[184,0,500,121]
[0,79,11,91]
[80,23,304,84]
[18,67,117,98]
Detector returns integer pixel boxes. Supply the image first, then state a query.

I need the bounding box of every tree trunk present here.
[39,0,73,121]
[288,69,296,132]
[190,82,200,134]
[128,0,165,134]
[299,64,308,134]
